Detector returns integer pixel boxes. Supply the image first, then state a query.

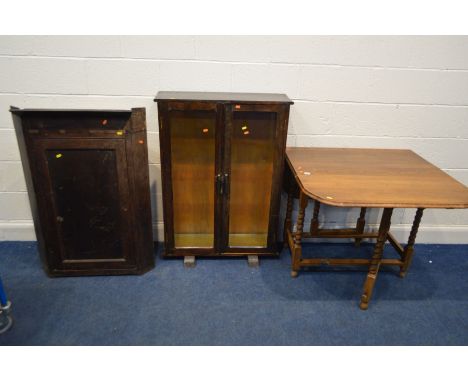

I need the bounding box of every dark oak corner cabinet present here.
[11,107,154,276]
[155,91,293,260]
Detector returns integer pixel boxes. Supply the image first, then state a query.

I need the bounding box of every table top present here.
[286,147,468,208]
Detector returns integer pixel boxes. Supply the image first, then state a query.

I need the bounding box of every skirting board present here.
[1,221,468,244]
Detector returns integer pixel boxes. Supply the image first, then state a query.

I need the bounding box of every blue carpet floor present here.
[0,241,467,345]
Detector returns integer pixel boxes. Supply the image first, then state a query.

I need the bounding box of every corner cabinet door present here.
[222,103,288,253]
[32,138,136,272]
[159,102,223,255]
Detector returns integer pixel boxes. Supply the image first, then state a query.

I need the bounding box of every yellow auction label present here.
[116,131,124,136]
[55,153,62,158]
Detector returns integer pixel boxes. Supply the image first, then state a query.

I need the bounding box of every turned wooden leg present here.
[355,207,367,247]
[360,208,393,310]
[291,191,308,278]
[283,183,294,248]
[399,208,424,278]
[310,200,321,235]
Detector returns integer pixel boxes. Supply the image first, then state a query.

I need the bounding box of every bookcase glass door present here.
[169,110,216,248]
[228,110,277,248]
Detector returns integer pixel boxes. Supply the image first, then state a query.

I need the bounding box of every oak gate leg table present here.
[283,147,468,310]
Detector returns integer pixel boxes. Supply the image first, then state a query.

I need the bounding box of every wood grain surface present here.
[286,147,468,208]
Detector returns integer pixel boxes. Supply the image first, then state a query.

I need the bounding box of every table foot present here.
[359,298,369,311]
[291,270,299,278]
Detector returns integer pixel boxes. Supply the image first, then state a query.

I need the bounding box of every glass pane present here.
[170,110,216,248]
[229,111,276,247]
[46,149,123,260]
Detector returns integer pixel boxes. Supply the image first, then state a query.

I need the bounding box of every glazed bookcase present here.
[155,91,293,259]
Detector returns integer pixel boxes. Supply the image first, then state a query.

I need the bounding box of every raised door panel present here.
[32,138,135,271]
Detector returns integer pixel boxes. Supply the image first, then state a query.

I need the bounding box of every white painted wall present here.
[0,36,467,243]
